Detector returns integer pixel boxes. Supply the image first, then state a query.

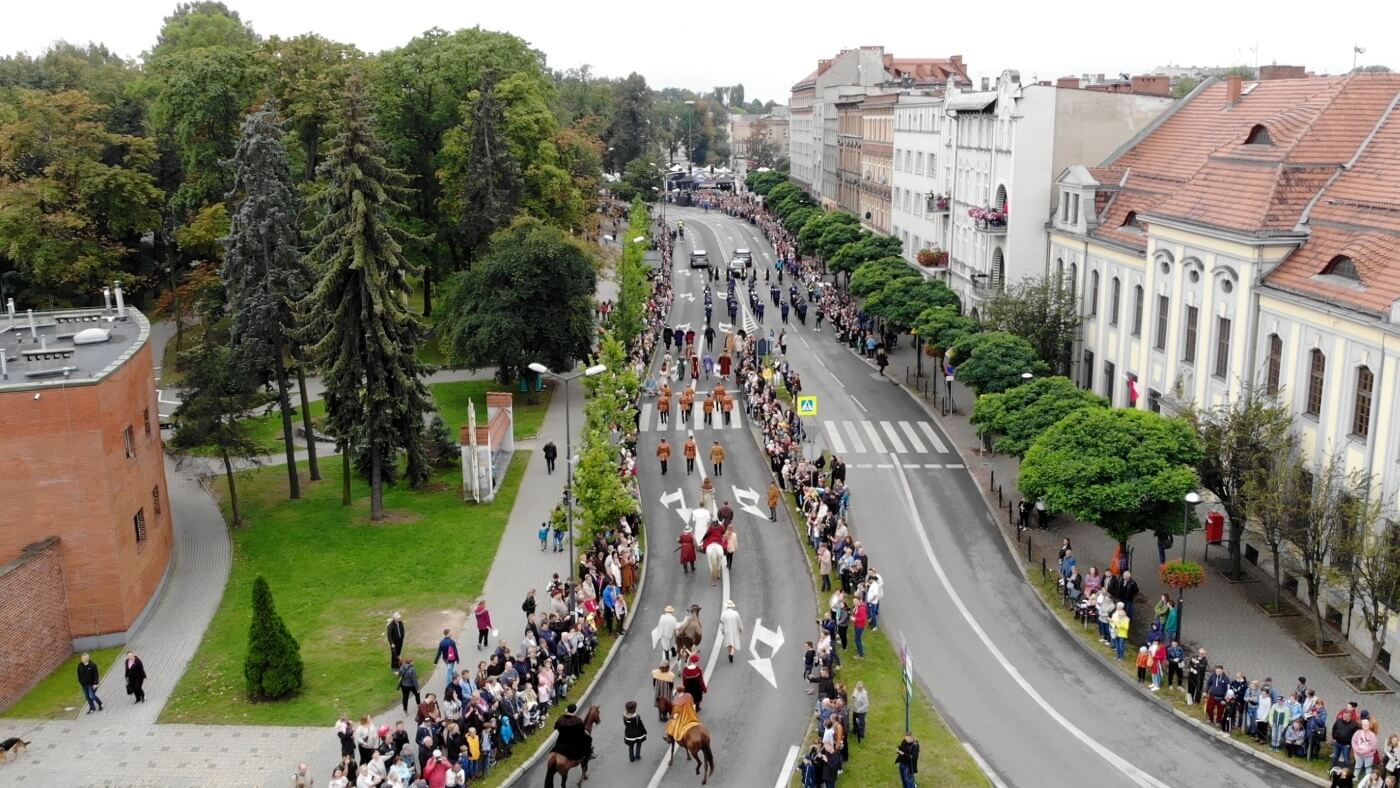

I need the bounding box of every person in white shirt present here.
[327,766,349,788]
[865,573,883,630]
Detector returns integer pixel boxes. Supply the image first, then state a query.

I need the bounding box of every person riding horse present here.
[551,704,593,764]
[665,687,702,743]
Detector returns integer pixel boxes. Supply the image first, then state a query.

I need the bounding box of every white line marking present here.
[899,421,928,453]
[946,463,965,469]
[861,421,888,453]
[876,463,893,469]
[639,403,653,431]
[904,463,920,469]
[774,744,802,788]
[815,356,828,370]
[924,463,942,469]
[962,741,1010,788]
[880,421,908,453]
[824,421,847,454]
[853,463,873,469]
[917,420,949,454]
[840,421,867,453]
[800,335,810,348]
[887,454,1171,788]
[850,395,868,413]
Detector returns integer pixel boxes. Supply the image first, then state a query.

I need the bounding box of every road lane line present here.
[850,395,868,413]
[962,741,1010,788]
[887,453,1173,788]
[899,421,928,453]
[917,420,949,454]
[840,421,867,453]
[824,421,847,454]
[861,421,888,453]
[639,403,653,432]
[773,744,802,788]
[880,421,907,453]
[800,335,809,347]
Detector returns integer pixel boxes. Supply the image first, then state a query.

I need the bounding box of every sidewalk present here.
[873,328,1400,724]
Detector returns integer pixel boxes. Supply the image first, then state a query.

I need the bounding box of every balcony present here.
[925,194,949,214]
[969,206,1007,234]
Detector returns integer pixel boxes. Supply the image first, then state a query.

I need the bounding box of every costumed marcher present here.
[681,652,707,711]
[550,703,592,764]
[677,525,698,573]
[655,606,679,661]
[665,689,702,745]
[720,600,743,664]
[652,660,676,722]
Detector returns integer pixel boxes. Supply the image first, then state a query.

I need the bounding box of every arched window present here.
[992,248,1006,291]
[1110,277,1122,326]
[1306,349,1326,416]
[1089,271,1100,316]
[1055,258,1064,292]
[1245,124,1273,145]
[1265,334,1282,395]
[1069,262,1078,304]
[994,185,1008,212]
[1131,285,1144,336]
[1324,255,1361,281]
[1353,365,1374,438]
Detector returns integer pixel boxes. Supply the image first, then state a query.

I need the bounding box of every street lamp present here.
[528,361,607,616]
[1178,490,1203,644]
[684,100,696,174]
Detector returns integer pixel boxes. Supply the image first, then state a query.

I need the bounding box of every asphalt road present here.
[518,212,815,788]
[675,206,1313,788]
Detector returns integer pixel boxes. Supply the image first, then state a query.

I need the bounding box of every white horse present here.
[706,542,725,586]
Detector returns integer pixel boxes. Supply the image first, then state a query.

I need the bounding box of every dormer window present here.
[1245,124,1273,145]
[1324,255,1360,281]
[1122,211,1143,230]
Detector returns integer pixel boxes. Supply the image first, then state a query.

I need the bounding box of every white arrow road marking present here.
[678,293,695,302]
[681,269,693,276]
[659,488,692,525]
[674,322,691,334]
[731,485,767,519]
[747,617,785,688]
[718,322,732,334]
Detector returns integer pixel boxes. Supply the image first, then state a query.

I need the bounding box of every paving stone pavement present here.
[872,321,1400,725]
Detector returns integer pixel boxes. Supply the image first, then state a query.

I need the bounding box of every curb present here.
[884,371,1329,787]
[499,478,654,787]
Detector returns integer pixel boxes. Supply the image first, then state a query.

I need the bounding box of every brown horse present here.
[543,705,602,788]
[667,722,715,784]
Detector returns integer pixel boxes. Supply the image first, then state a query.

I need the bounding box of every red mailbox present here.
[1205,510,1225,544]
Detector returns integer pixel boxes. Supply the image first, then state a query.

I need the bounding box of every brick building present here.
[0,290,173,706]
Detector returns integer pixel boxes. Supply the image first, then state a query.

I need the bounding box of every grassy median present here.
[2,647,124,720]
[161,453,526,725]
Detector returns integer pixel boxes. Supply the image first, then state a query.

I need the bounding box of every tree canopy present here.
[1020,408,1203,549]
[947,331,1048,395]
[971,375,1107,457]
[981,274,1081,375]
[865,278,959,333]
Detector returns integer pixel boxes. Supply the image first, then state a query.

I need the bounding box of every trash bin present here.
[1205,510,1225,544]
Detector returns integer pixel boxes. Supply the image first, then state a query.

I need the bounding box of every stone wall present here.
[0,538,72,711]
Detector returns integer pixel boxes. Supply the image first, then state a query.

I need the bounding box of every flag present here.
[1127,374,1140,406]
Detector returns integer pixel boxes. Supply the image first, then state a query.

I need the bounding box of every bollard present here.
[989,469,995,491]
[997,485,1003,507]
[1041,556,1047,580]
[1027,536,1033,564]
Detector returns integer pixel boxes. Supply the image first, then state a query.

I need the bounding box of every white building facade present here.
[891,95,950,268]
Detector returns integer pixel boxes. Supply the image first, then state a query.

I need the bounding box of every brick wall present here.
[0,538,72,712]
[0,340,173,638]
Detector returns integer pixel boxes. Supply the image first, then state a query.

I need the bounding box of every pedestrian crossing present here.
[638,401,748,432]
[820,419,949,456]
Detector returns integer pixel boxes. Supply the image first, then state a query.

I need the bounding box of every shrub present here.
[244,575,304,700]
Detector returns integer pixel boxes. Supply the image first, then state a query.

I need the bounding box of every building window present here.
[1305,349,1326,416]
[1083,349,1095,391]
[1071,193,1081,225]
[124,426,136,459]
[1214,317,1232,378]
[1155,295,1170,351]
[1265,334,1283,395]
[1148,388,1162,413]
[134,508,147,543]
[1104,361,1116,404]
[1089,271,1100,316]
[1245,124,1273,145]
[1110,277,1121,326]
[1132,286,1144,336]
[1324,255,1361,281]
[1061,191,1070,222]
[1183,306,1198,363]
[153,485,162,516]
[1353,366,1374,439]
[143,408,152,438]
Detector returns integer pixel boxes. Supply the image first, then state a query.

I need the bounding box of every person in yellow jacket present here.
[1110,602,1131,661]
[465,726,483,778]
[709,441,726,476]
[767,481,782,522]
[664,689,702,743]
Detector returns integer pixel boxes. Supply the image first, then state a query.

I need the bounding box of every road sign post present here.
[796,395,818,418]
[900,634,914,734]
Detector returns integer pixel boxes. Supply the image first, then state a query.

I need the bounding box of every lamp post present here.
[528,361,607,616]
[684,100,696,175]
[1178,490,1202,644]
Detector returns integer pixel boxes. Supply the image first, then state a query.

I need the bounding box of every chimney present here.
[1259,64,1306,81]
[1225,75,1243,106]
[0,349,6,380]
[6,297,13,326]
[1130,75,1171,97]
[114,282,126,319]
[28,308,37,340]
[1056,76,1081,90]
[103,287,112,312]
[981,76,990,91]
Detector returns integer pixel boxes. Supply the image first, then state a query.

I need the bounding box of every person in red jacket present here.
[421,748,450,788]
[681,652,707,711]
[677,526,697,573]
[852,599,869,658]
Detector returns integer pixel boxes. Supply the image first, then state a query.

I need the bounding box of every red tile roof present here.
[883,55,969,85]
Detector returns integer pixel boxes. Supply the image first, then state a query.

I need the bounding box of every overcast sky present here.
[3,1,1394,103]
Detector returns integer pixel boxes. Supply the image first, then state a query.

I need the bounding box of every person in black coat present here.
[386,611,406,670]
[543,441,558,474]
[77,652,103,713]
[123,651,147,703]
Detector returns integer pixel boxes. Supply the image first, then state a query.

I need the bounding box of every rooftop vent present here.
[73,327,111,345]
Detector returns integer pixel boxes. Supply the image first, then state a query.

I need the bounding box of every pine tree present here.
[222,101,319,499]
[244,575,304,700]
[440,72,520,261]
[297,73,433,519]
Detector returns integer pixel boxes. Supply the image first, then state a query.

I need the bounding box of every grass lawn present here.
[2,647,124,720]
[1029,571,1333,780]
[184,380,553,458]
[160,452,528,726]
[783,498,984,786]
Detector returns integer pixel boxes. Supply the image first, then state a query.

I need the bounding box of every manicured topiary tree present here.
[245,575,304,700]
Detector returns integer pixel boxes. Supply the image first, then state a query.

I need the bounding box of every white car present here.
[734,248,753,266]
[728,257,747,278]
[690,249,710,268]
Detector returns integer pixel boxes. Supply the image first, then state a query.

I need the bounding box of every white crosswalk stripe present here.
[917,421,949,454]
[841,421,868,453]
[639,403,653,432]
[861,421,888,453]
[899,421,927,453]
[823,421,847,454]
[880,422,907,453]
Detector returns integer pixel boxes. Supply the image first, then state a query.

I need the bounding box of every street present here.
[674,206,1312,788]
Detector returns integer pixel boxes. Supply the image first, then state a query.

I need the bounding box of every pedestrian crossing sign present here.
[796,395,818,417]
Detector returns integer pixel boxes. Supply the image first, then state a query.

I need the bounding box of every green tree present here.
[865,279,959,333]
[297,74,434,519]
[729,83,745,108]
[746,170,786,195]
[947,331,1048,395]
[551,65,615,134]
[615,158,662,203]
[1020,408,1203,552]
[971,376,1107,457]
[1171,77,1200,98]
[913,305,981,356]
[222,102,318,497]
[611,202,652,347]
[438,73,521,261]
[1285,453,1363,651]
[797,211,858,258]
[981,274,1081,375]
[604,73,652,173]
[830,232,903,277]
[437,219,597,390]
[784,206,820,235]
[244,575,304,700]
[1245,438,1307,613]
[256,34,361,180]
[0,89,162,303]
[849,257,919,298]
[1189,390,1294,580]
[148,2,258,61]
[168,340,267,527]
